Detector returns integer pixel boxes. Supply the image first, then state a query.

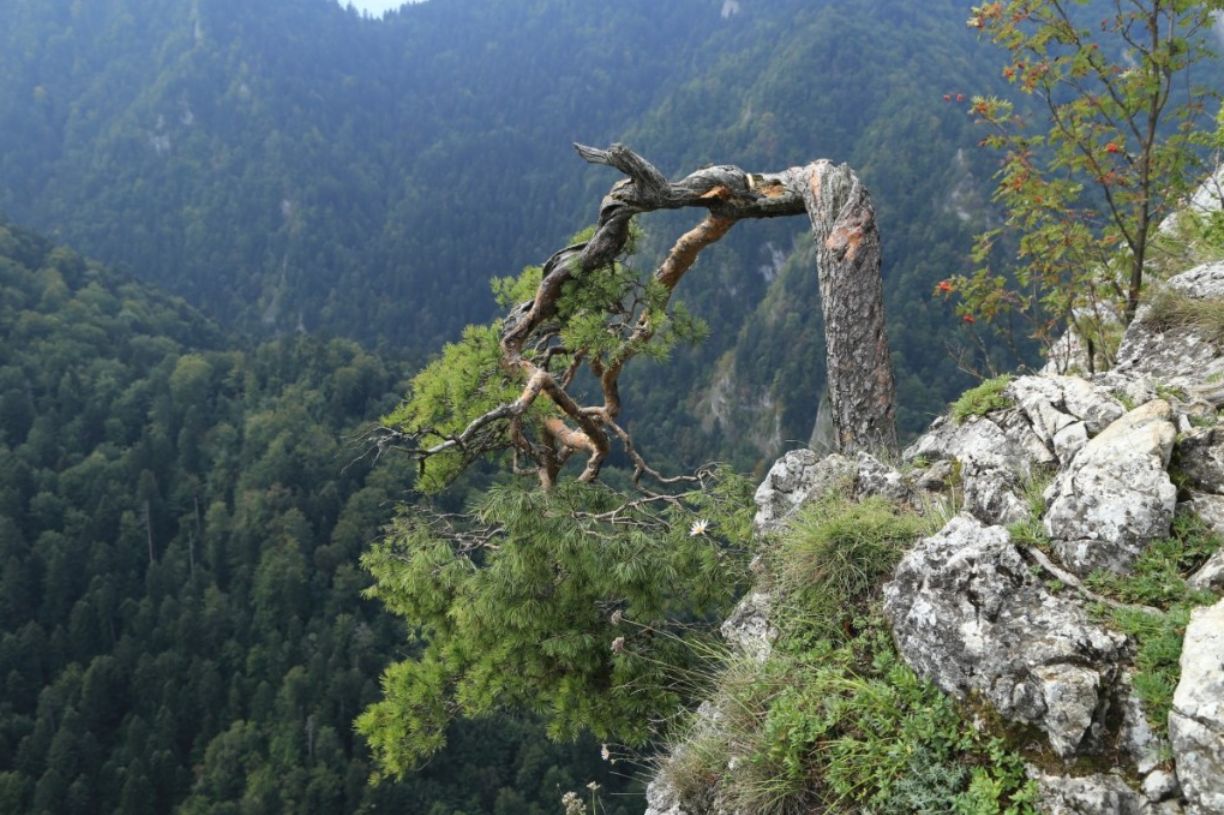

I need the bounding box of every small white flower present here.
[609,609,623,626]
[600,743,611,761]
[610,636,625,654]
[586,781,601,792]
[561,790,586,815]
[689,518,710,537]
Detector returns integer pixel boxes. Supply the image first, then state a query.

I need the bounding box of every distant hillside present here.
[0,0,1008,463]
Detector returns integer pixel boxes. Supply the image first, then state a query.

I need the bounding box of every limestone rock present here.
[644,775,695,815]
[720,592,776,662]
[1161,163,1224,233]
[1142,770,1181,804]
[1113,262,1224,389]
[1044,400,1177,576]
[752,449,910,534]
[1184,493,1224,591]
[901,375,1125,528]
[1176,427,1224,495]
[910,458,955,491]
[904,412,1047,525]
[1120,672,1173,776]
[1188,549,1224,593]
[905,413,1040,476]
[853,451,910,502]
[1170,598,1224,815]
[1031,768,1165,815]
[752,450,855,533]
[883,515,1127,757]
[1008,375,1124,445]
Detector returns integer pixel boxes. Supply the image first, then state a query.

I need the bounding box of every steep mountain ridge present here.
[0,0,1010,466]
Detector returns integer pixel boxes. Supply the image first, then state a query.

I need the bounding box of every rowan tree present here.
[951,0,1223,366]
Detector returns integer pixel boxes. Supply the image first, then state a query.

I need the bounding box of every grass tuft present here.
[658,493,1038,815]
[767,497,929,645]
[1144,287,1224,347]
[951,375,1015,423]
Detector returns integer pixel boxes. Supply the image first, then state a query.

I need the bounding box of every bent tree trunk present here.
[564,146,897,460]
[394,145,897,487]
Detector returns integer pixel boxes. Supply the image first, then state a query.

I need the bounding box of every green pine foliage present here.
[358,471,756,778]
[381,226,708,491]
[382,321,524,492]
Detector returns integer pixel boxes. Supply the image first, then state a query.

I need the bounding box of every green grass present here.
[1084,511,1222,726]
[660,494,1038,815]
[951,375,1015,423]
[661,621,1037,815]
[767,496,930,646]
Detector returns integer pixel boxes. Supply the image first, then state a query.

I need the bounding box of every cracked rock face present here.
[1008,375,1125,444]
[719,592,776,662]
[752,450,855,533]
[1044,400,1177,576]
[644,775,695,815]
[1177,427,1224,495]
[883,515,1127,757]
[902,375,1124,527]
[1184,494,1224,592]
[1119,672,1173,777]
[904,411,1048,525]
[752,449,908,533]
[1112,262,1224,389]
[1170,598,1224,815]
[1031,768,1181,815]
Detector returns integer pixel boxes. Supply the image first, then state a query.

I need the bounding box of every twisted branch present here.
[386,144,896,489]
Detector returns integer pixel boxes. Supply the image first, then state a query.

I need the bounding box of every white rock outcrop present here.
[1031,768,1175,815]
[1112,261,1224,389]
[1170,598,1224,815]
[1043,400,1177,576]
[752,448,909,533]
[883,515,1127,757]
[752,450,855,533]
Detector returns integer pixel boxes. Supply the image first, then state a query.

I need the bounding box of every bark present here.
[802,161,897,453]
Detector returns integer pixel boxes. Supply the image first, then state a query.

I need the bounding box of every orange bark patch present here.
[657,214,736,289]
[699,185,731,201]
[543,416,596,453]
[807,166,824,197]
[825,224,864,261]
[758,180,787,198]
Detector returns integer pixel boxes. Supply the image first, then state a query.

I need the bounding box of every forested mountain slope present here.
[0,0,1011,466]
[0,221,632,814]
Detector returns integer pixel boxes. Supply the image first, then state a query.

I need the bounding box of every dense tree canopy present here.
[0,221,636,814]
